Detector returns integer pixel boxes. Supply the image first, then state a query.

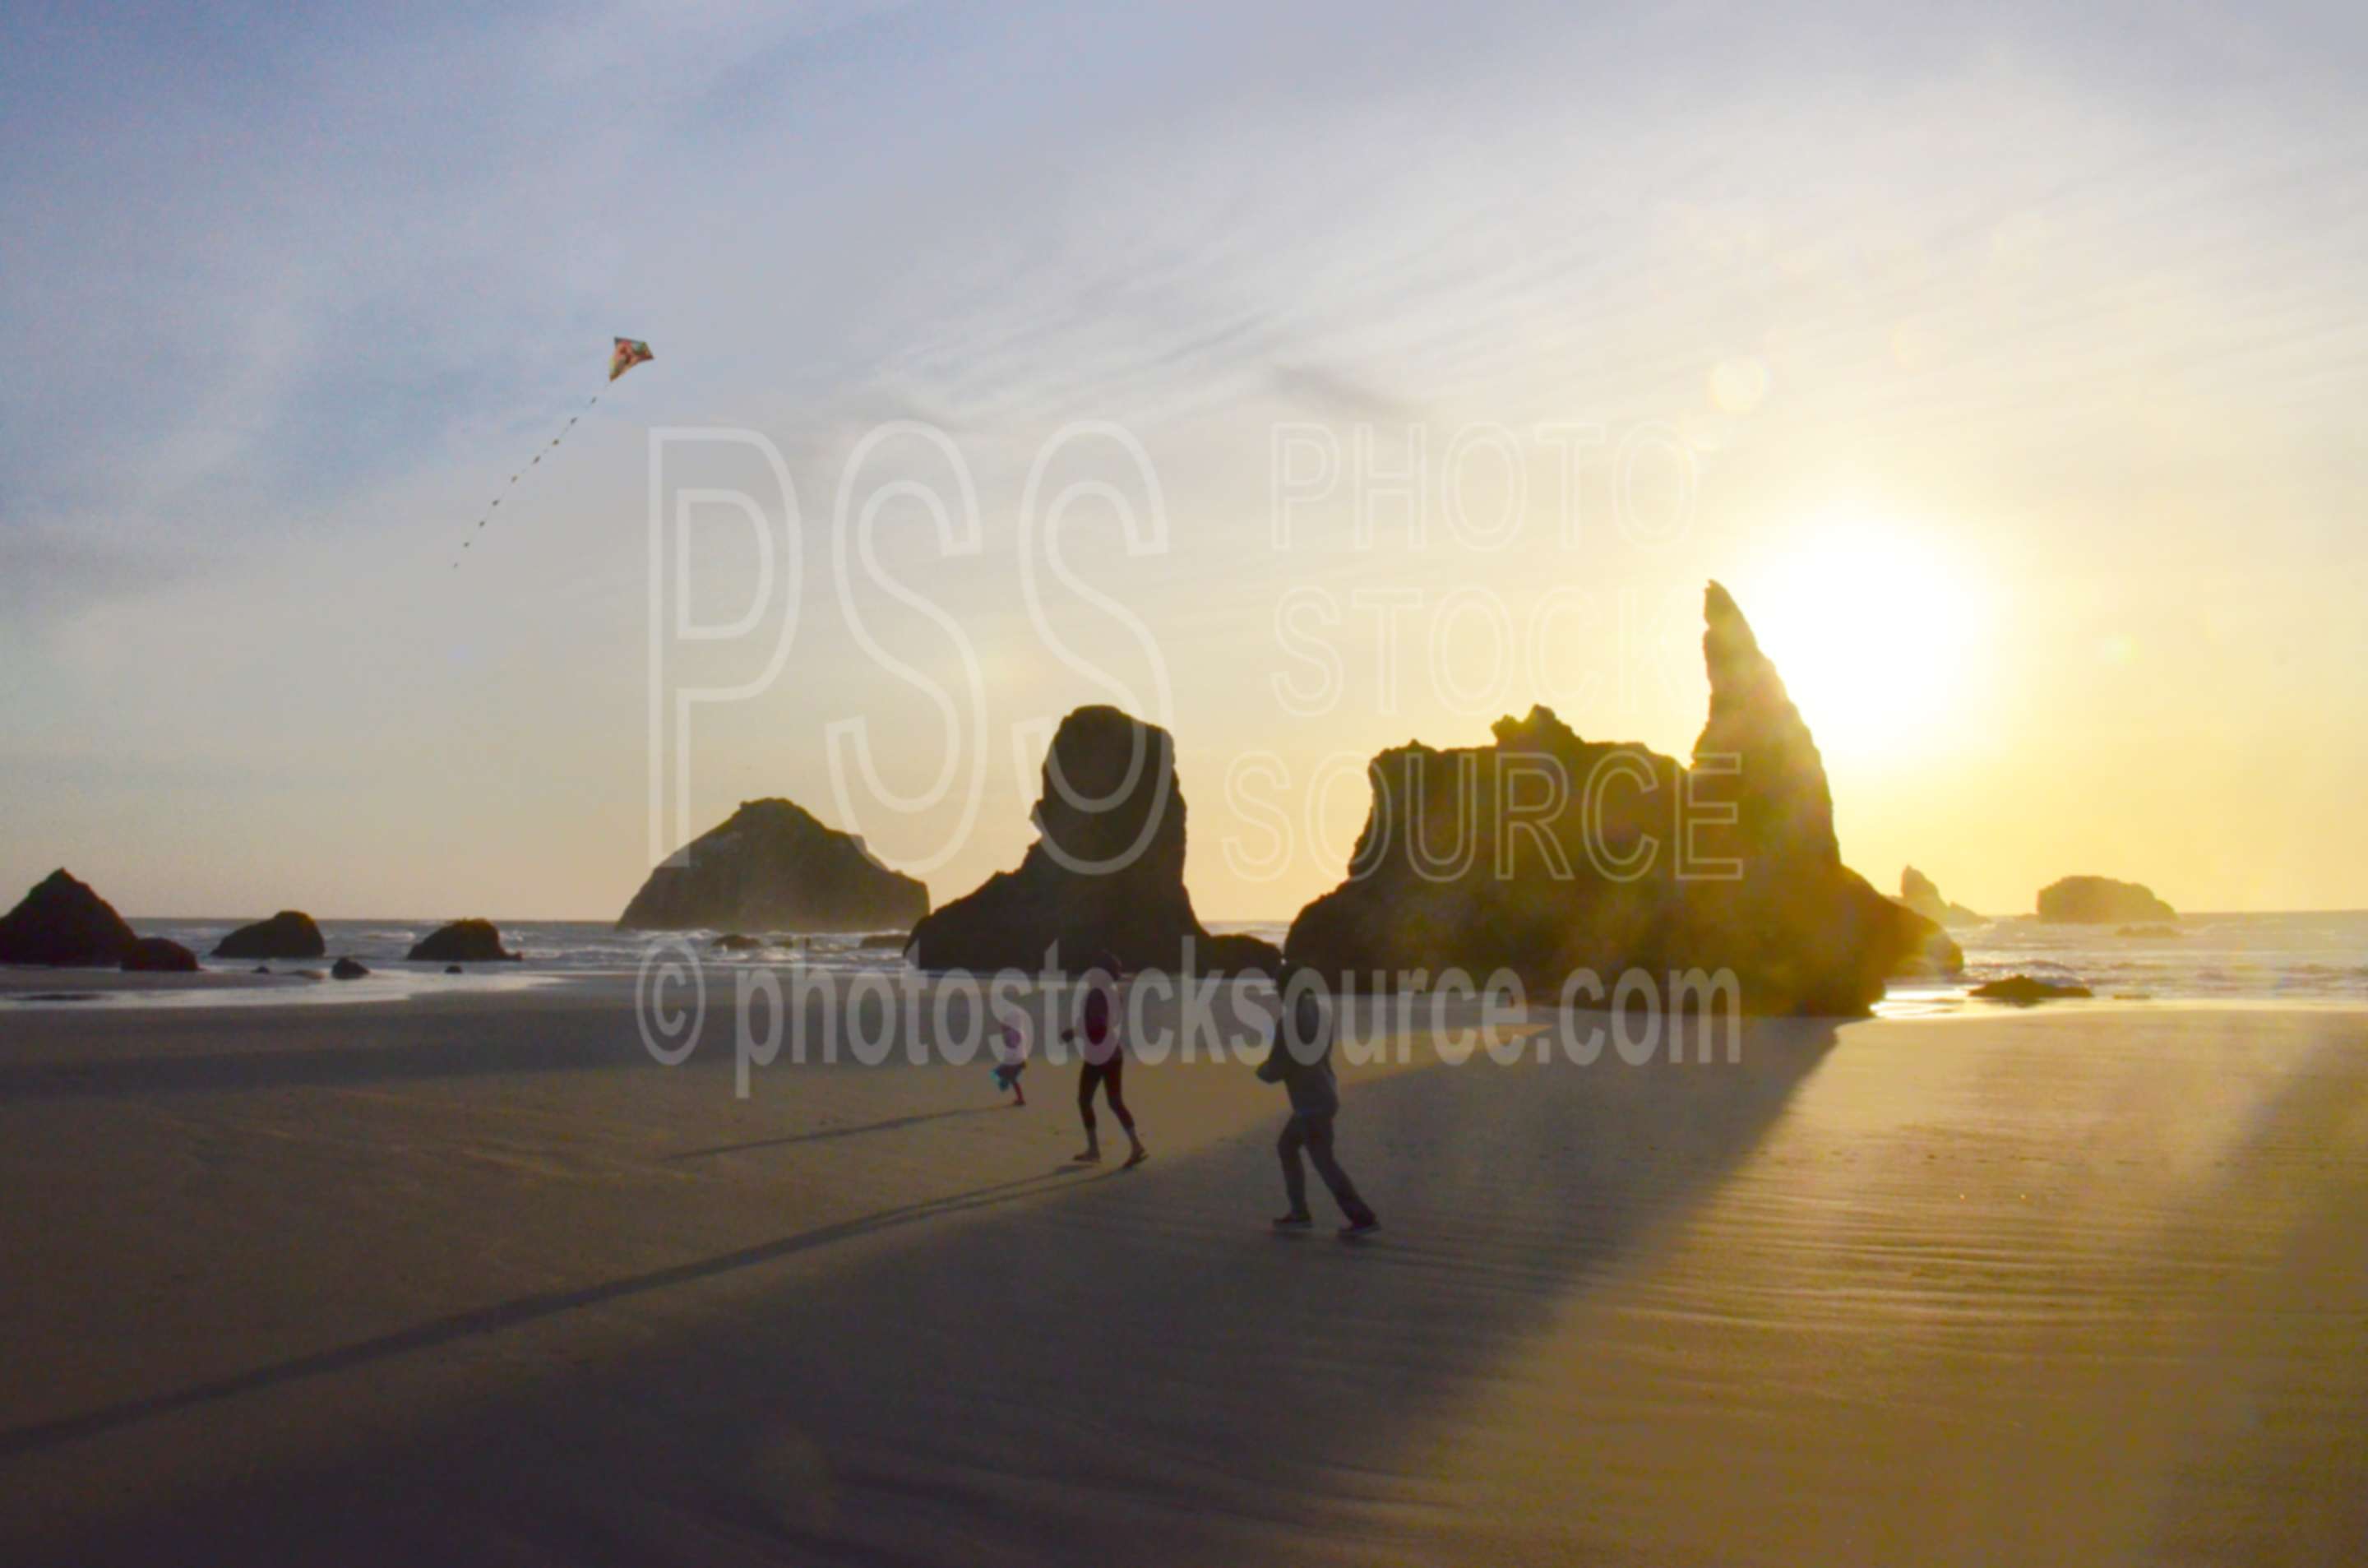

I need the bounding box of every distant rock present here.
[1970,975,2093,1003]
[443,964,463,974]
[618,798,929,936]
[210,910,326,960]
[711,933,765,952]
[122,937,200,973]
[0,869,139,967]
[331,956,370,980]
[1899,867,1982,928]
[910,706,1209,974]
[406,919,520,963]
[1196,932,1285,978]
[1285,585,1958,1015]
[2037,877,2176,924]
[2116,924,2181,938]
[856,931,910,951]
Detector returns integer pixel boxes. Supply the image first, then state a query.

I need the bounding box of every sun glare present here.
[1733,514,1986,766]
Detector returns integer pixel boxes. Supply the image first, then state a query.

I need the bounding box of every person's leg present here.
[1103,1057,1145,1163]
[1302,1114,1376,1226]
[1074,1063,1102,1159]
[1275,1115,1311,1220]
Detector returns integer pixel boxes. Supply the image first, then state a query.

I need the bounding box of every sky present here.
[4,0,2365,921]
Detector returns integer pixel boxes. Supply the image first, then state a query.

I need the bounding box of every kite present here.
[610,338,654,382]
[451,337,654,568]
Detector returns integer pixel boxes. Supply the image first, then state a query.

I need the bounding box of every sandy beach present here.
[1,982,2361,1566]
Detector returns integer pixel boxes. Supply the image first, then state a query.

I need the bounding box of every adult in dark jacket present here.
[1258,972,1378,1237]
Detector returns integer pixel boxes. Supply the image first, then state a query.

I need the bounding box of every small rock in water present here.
[121,937,201,973]
[1970,974,2093,1004]
[406,919,520,963]
[331,956,370,980]
[445,964,463,974]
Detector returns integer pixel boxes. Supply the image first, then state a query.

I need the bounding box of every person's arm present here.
[1255,1014,1290,1082]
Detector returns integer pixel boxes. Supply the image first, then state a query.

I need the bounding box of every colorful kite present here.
[610,337,654,382]
[452,337,654,567]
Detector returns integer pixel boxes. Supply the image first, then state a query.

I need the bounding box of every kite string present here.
[451,388,605,567]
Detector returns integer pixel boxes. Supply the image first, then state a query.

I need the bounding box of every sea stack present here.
[908,706,1209,973]
[211,910,327,960]
[1284,583,1957,1015]
[406,919,521,963]
[1900,867,1982,928]
[0,869,139,967]
[617,798,929,934]
[2037,877,2176,924]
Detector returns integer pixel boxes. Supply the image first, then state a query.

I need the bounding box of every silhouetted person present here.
[1259,972,1377,1237]
[1062,966,1145,1167]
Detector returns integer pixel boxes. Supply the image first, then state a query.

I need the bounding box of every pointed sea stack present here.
[908,706,1209,973]
[1284,584,1957,1015]
[1899,867,1981,928]
[618,798,929,934]
[0,869,139,967]
[1675,584,1958,1010]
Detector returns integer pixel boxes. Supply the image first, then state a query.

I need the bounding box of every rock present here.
[618,798,929,935]
[210,910,326,960]
[405,919,520,963]
[0,869,138,967]
[909,706,1209,973]
[1195,932,1285,978]
[1970,974,2093,1003]
[444,964,463,974]
[2037,876,2176,924]
[2117,924,2181,938]
[252,964,271,974]
[855,932,910,951]
[1899,867,1982,928]
[121,937,200,973]
[331,956,370,980]
[711,933,765,952]
[1284,584,1959,1015]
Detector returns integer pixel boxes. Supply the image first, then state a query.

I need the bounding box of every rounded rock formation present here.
[619,799,928,935]
[211,910,327,960]
[405,919,520,964]
[2037,877,2176,924]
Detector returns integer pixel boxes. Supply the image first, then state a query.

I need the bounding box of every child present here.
[1257,969,1378,1237]
[989,1020,1029,1105]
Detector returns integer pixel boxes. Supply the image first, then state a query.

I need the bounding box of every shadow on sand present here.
[24,1015,1840,1566]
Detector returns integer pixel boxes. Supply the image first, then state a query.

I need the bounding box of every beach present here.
[2,980,2361,1565]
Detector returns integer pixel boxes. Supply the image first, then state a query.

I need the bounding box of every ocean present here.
[113,909,2368,1006]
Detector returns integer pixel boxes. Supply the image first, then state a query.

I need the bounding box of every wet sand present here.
[0,983,2361,1564]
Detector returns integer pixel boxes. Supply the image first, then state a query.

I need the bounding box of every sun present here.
[1728,512,1988,768]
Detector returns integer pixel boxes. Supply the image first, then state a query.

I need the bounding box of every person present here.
[1062,963,1146,1167]
[1258,969,1378,1237]
[989,1020,1029,1106]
